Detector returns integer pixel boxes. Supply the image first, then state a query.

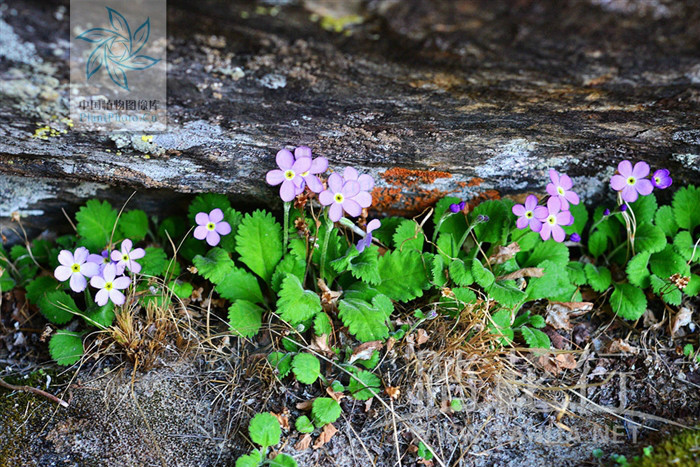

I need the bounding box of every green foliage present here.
[140,247,169,277]
[520,326,551,349]
[311,397,341,426]
[49,330,84,366]
[470,200,510,244]
[235,210,283,283]
[276,275,322,325]
[292,353,321,384]
[188,193,231,222]
[584,264,612,293]
[268,352,293,378]
[84,302,115,328]
[228,300,264,338]
[331,246,381,285]
[268,454,297,467]
[610,283,646,320]
[38,290,80,324]
[672,185,700,232]
[417,442,434,461]
[248,412,281,448]
[272,253,306,293]
[295,415,314,433]
[193,248,234,284]
[337,294,393,342]
[626,252,652,289]
[117,209,149,241]
[471,259,494,288]
[393,219,424,252]
[216,267,263,303]
[347,370,381,400]
[375,250,429,301]
[634,222,666,254]
[75,200,118,251]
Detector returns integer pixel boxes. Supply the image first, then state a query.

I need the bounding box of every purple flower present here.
[569,232,581,243]
[651,169,672,189]
[610,160,653,203]
[603,208,611,216]
[536,197,574,243]
[293,146,328,193]
[87,250,113,273]
[341,167,373,209]
[356,219,381,253]
[110,239,146,274]
[194,208,232,247]
[620,204,627,212]
[54,247,100,292]
[449,200,466,213]
[546,170,579,210]
[90,263,131,306]
[476,215,489,223]
[512,195,548,232]
[319,173,363,222]
[265,149,312,202]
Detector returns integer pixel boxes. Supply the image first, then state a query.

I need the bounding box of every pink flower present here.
[512,195,548,232]
[90,263,131,306]
[87,250,113,273]
[54,247,100,292]
[546,169,579,210]
[194,208,232,247]
[111,239,145,274]
[610,160,653,203]
[266,149,312,202]
[319,173,362,222]
[536,197,574,243]
[356,219,381,253]
[293,146,328,193]
[341,167,373,209]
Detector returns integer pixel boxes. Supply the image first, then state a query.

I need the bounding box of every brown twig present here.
[0,377,69,407]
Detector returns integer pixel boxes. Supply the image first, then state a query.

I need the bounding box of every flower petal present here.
[551,225,566,243]
[215,221,231,235]
[557,196,570,211]
[291,156,312,174]
[121,239,133,253]
[328,203,343,222]
[547,196,561,215]
[357,174,374,191]
[617,160,633,177]
[90,275,106,288]
[310,157,328,174]
[54,265,72,282]
[533,206,549,220]
[280,180,297,202]
[294,146,312,159]
[81,262,100,278]
[304,175,324,193]
[565,191,580,205]
[328,173,343,193]
[129,248,145,260]
[206,231,221,247]
[276,149,294,170]
[266,169,285,186]
[632,161,650,178]
[57,250,74,266]
[367,219,381,233]
[610,174,626,191]
[95,289,109,307]
[342,198,362,217]
[516,217,528,229]
[70,273,87,292]
[354,191,372,208]
[74,247,89,264]
[103,263,117,282]
[546,184,558,197]
[636,178,653,196]
[539,223,552,241]
[621,185,639,203]
[343,167,359,181]
[512,204,526,216]
[556,211,574,226]
[194,225,208,240]
[342,180,360,198]
[195,212,210,225]
[319,190,334,206]
[559,174,573,190]
[524,194,539,211]
[109,289,126,306]
[126,260,141,273]
[209,208,224,223]
[113,276,131,289]
[87,254,104,264]
[528,218,543,232]
[549,169,560,185]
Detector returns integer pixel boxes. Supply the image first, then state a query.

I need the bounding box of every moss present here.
[629,429,700,466]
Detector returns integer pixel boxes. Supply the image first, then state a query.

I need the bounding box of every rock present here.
[1,0,699,238]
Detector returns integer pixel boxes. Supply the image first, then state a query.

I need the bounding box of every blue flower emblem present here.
[76,7,160,91]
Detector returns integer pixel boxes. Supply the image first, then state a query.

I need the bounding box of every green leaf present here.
[117,210,149,241]
[470,200,510,244]
[216,267,264,304]
[626,251,651,288]
[610,283,647,320]
[452,287,477,304]
[427,253,448,287]
[311,397,342,425]
[276,275,322,325]
[235,451,262,467]
[471,259,494,288]
[521,326,551,349]
[650,245,690,278]
[584,264,612,293]
[337,294,393,342]
[563,203,588,236]
[228,300,263,338]
[38,291,79,324]
[526,260,571,301]
[268,454,298,467]
[158,216,186,244]
[84,302,115,328]
[685,274,700,297]
[331,246,381,285]
[25,276,60,304]
[655,205,678,238]
[268,352,293,378]
[376,250,428,302]
[592,206,622,242]
[487,281,525,307]
[140,247,169,277]
[634,222,666,254]
[489,309,514,345]
[449,259,474,286]
[188,193,231,222]
[248,412,281,448]
[312,221,345,283]
[673,231,697,262]
[529,314,546,329]
[314,313,333,336]
[510,228,540,252]
[348,370,381,400]
[75,200,118,251]
[292,353,321,385]
[235,210,283,283]
[168,280,193,299]
[436,233,457,262]
[521,240,569,268]
[295,415,314,433]
[372,217,404,245]
[628,193,657,225]
[566,262,587,286]
[272,253,306,293]
[587,231,608,258]
[9,245,38,285]
[434,197,467,240]
[393,219,424,252]
[672,185,700,232]
[219,208,243,253]
[650,275,682,306]
[193,248,234,284]
[49,330,84,366]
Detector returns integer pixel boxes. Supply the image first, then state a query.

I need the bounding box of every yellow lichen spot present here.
[320,14,363,33]
[106,149,111,152]
[116,151,122,156]
[141,135,154,143]
[144,155,151,159]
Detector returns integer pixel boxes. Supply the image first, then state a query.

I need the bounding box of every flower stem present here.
[319,216,333,282]
[283,201,291,253]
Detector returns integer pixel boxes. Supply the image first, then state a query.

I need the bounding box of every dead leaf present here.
[545,301,593,331]
[642,308,659,328]
[386,337,396,352]
[539,353,577,375]
[272,411,290,430]
[671,307,693,337]
[309,334,334,356]
[440,399,453,415]
[296,400,313,411]
[313,423,338,449]
[385,386,401,400]
[364,398,373,412]
[317,279,342,310]
[608,338,638,354]
[497,267,544,281]
[295,433,312,451]
[415,329,430,347]
[418,459,435,466]
[348,341,383,364]
[326,386,345,403]
[488,242,520,264]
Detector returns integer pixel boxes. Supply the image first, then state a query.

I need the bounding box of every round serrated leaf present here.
[348,370,381,400]
[295,415,314,433]
[610,283,646,320]
[625,251,651,289]
[650,246,690,278]
[634,222,666,253]
[471,259,494,288]
[311,397,342,426]
[228,300,263,338]
[248,412,281,448]
[269,454,298,467]
[655,205,678,237]
[49,331,84,366]
[291,353,320,384]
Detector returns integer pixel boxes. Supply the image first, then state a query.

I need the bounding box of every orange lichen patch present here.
[469,189,501,204]
[382,167,452,187]
[371,186,448,216]
[467,177,484,187]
